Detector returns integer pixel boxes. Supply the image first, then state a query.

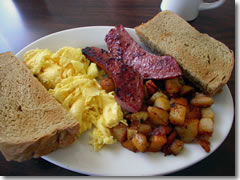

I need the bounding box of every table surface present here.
[0,0,235,176]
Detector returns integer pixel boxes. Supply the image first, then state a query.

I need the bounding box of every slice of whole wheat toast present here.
[135,10,234,96]
[0,52,80,162]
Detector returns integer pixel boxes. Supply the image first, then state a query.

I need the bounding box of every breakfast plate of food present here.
[0,11,234,176]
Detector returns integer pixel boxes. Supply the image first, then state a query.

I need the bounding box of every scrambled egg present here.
[24,47,125,151]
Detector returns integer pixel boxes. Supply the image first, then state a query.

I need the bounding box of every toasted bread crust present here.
[0,125,79,162]
[135,11,234,96]
[0,52,80,162]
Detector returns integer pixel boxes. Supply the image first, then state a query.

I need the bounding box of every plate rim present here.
[16,26,235,176]
[16,26,129,57]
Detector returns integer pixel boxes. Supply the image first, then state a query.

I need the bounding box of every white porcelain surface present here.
[160,0,225,21]
[16,26,234,176]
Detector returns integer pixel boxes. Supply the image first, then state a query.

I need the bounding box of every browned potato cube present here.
[154,97,171,111]
[179,85,194,96]
[145,80,158,95]
[167,130,177,145]
[169,139,184,155]
[122,139,137,152]
[127,128,138,140]
[148,135,167,152]
[100,76,115,93]
[165,78,182,94]
[170,97,188,106]
[190,96,214,107]
[138,123,152,135]
[175,119,199,142]
[144,85,149,99]
[169,104,187,125]
[162,130,177,155]
[198,134,210,141]
[186,105,201,119]
[129,120,140,130]
[199,118,214,135]
[111,123,127,142]
[150,91,168,104]
[152,125,172,136]
[147,106,169,126]
[197,136,210,152]
[132,133,149,152]
[195,93,205,97]
[125,111,148,122]
[201,107,215,120]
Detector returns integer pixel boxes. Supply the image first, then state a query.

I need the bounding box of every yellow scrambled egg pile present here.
[24,47,125,151]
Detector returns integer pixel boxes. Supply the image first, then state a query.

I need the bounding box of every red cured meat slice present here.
[82,47,144,113]
[105,25,182,80]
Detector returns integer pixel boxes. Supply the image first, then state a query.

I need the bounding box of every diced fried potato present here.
[190,96,214,107]
[162,130,177,155]
[201,107,215,120]
[127,128,138,140]
[144,85,149,99]
[198,134,210,141]
[150,91,168,104]
[170,97,188,106]
[129,120,139,130]
[122,139,137,152]
[169,139,184,155]
[186,105,201,119]
[179,85,194,96]
[197,136,210,152]
[195,93,205,97]
[169,104,187,125]
[138,123,152,135]
[111,123,127,142]
[148,135,167,152]
[175,119,199,142]
[167,130,177,145]
[199,118,214,135]
[154,97,171,111]
[178,77,185,85]
[100,76,115,93]
[120,71,216,154]
[125,111,148,122]
[165,78,182,94]
[132,133,149,152]
[152,125,172,136]
[145,80,158,95]
[147,106,169,126]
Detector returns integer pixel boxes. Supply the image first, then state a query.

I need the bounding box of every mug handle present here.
[199,0,225,11]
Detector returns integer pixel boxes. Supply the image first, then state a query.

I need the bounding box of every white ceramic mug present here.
[160,0,225,21]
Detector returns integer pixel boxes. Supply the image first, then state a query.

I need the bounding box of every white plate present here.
[16,26,234,176]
